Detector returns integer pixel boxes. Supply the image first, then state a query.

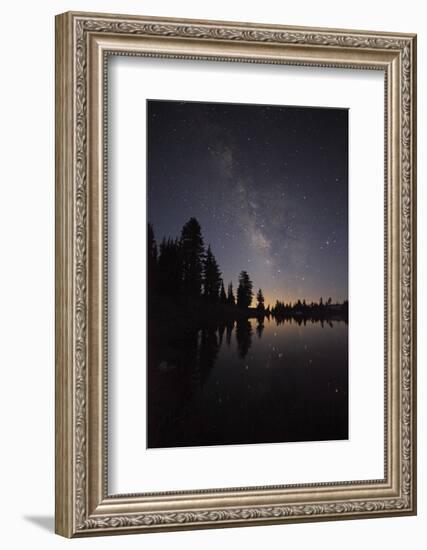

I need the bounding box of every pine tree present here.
[227,282,235,306]
[203,245,222,302]
[237,271,254,309]
[219,280,227,304]
[256,288,265,311]
[147,223,157,293]
[157,237,182,296]
[180,217,204,297]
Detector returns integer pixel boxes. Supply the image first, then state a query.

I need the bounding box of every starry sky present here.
[147,100,348,307]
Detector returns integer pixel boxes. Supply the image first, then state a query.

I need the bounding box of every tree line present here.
[148,217,261,309]
[148,217,347,316]
[271,297,348,319]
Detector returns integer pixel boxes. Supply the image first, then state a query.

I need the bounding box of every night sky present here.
[147,100,348,307]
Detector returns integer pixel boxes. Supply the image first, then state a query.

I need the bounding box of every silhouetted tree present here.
[219,280,227,304]
[227,282,235,306]
[180,217,204,297]
[147,223,157,293]
[157,238,182,296]
[237,271,253,309]
[256,288,265,312]
[203,245,222,302]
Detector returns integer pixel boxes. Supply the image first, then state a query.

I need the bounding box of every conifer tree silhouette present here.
[237,270,253,309]
[203,245,222,302]
[219,280,227,304]
[180,217,204,297]
[256,288,265,311]
[227,282,235,306]
[147,223,157,293]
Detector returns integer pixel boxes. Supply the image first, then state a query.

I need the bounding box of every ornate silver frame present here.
[55,11,417,537]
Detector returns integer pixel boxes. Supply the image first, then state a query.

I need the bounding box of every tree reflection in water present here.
[225,319,234,346]
[198,327,220,387]
[256,317,265,339]
[235,319,253,359]
[147,316,348,448]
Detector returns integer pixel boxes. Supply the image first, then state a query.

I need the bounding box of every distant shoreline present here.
[148,295,348,328]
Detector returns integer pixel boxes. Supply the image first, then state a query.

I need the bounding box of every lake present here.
[147,316,348,448]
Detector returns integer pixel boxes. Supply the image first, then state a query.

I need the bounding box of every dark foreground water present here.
[147,317,348,448]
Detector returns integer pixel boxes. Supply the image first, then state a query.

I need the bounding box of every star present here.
[147,99,348,304]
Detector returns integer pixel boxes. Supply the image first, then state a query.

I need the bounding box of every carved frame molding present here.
[55,12,416,537]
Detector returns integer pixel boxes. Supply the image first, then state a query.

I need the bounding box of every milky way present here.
[147,100,348,307]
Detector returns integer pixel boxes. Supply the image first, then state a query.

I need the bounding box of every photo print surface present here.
[147,99,348,449]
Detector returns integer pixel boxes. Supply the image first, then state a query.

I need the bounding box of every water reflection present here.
[147,316,348,449]
[236,319,253,359]
[225,320,233,346]
[256,317,265,339]
[198,328,219,387]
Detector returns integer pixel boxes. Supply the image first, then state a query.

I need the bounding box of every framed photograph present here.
[55,11,417,537]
